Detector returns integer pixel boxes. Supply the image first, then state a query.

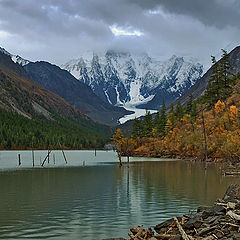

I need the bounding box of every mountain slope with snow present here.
[0,47,131,125]
[62,50,203,109]
[24,61,131,125]
[0,47,30,66]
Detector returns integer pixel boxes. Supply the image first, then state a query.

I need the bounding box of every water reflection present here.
[0,155,239,239]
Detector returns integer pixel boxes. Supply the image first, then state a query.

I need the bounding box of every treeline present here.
[0,108,111,150]
[113,50,240,161]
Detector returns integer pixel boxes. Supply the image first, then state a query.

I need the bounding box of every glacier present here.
[62,50,203,110]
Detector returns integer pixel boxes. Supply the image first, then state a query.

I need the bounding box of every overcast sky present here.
[0,0,239,69]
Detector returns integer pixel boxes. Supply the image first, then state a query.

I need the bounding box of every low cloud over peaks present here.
[0,0,239,68]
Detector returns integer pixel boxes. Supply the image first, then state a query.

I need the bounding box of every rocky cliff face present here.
[62,50,203,109]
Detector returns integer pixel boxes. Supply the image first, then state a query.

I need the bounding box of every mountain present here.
[0,51,84,121]
[173,46,240,107]
[24,61,131,126]
[119,46,240,135]
[0,47,30,66]
[62,50,203,109]
[0,50,111,148]
[0,47,131,126]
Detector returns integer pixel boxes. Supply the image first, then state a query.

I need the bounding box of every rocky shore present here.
[105,184,240,240]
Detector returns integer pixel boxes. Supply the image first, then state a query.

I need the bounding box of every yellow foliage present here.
[230,105,238,121]
[152,128,157,137]
[166,118,173,131]
[215,100,225,114]
[112,129,138,156]
[134,145,150,154]
[113,79,240,161]
[112,128,124,153]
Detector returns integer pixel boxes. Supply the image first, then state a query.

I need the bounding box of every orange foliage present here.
[229,105,238,122]
[215,100,225,114]
[116,79,240,161]
[112,129,137,156]
[129,99,240,160]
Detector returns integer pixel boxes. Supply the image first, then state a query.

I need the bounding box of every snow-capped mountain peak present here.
[0,47,11,56]
[0,47,30,66]
[62,50,203,109]
[11,55,30,66]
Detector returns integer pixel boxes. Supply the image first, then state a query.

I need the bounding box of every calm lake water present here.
[0,150,239,240]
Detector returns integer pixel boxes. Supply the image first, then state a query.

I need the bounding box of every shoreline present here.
[128,152,237,164]
[106,184,240,240]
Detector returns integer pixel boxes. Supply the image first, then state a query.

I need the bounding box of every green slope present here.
[0,108,111,150]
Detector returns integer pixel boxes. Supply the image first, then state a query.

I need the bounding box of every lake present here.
[0,150,239,239]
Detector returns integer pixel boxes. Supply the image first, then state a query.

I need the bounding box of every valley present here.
[0,1,240,240]
[0,47,205,126]
[118,104,157,124]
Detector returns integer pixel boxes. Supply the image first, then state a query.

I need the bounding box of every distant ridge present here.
[119,45,240,132]
[62,50,203,109]
[0,51,87,122]
[24,61,132,126]
[0,46,132,126]
[173,46,240,106]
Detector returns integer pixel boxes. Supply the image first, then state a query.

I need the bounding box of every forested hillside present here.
[0,51,111,150]
[0,108,110,150]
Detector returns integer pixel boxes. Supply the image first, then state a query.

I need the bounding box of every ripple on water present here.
[0,152,240,239]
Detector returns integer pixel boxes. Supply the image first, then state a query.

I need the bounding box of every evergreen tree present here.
[143,110,153,137]
[185,94,197,121]
[186,94,193,114]
[166,104,176,131]
[202,56,221,107]
[158,100,167,136]
[203,50,234,107]
[190,102,198,121]
[219,49,234,100]
[175,102,184,119]
[0,108,110,150]
[154,112,160,128]
[132,118,143,138]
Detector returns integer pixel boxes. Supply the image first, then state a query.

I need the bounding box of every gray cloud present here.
[129,0,240,28]
[0,0,239,69]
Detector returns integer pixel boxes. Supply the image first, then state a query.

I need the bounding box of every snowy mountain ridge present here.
[62,50,203,109]
[0,47,30,66]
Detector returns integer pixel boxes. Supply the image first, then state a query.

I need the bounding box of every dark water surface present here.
[0,150,239,239]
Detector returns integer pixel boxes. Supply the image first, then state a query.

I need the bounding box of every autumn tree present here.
[229,105,238,122]
[112,128,124,166]
[215,100,225,115]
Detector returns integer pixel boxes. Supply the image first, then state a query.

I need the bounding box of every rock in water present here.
[111,184,240,240]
